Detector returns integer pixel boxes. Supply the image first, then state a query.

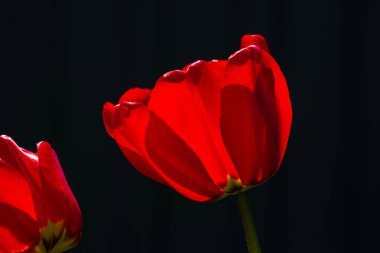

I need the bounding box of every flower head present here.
[0,135,82,252]
[103,34,292,202]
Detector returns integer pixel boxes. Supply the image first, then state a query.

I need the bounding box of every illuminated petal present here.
[104,97,219,201]
[149,60,237,190]
[36,142,82,237]
[0,204,39,252]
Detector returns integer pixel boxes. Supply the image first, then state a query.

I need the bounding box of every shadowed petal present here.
[220,46,292,185]
[260,49,292,168]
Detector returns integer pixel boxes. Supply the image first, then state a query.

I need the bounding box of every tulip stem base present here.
[236,193,262,253]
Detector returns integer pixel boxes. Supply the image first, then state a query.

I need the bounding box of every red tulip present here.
[0,135,82,252]
[103,34,292,202]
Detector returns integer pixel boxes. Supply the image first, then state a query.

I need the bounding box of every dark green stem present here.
[236,192,262,253]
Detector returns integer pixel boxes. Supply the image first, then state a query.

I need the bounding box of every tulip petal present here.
[220,84,276,185]
[103,102,122,136]
[103,102,167,185]
[145,111,223,199]
[104,101,218,201]
[0,137,39,220]
[148,60,238,189]
[104,88,151,138]
[0,159,37,224]
[220,46,292,185]
[188,60,240,180]
[0,203,40,252]
[0,135,41,190]
[260,49,292,167]
[36,142,82,237]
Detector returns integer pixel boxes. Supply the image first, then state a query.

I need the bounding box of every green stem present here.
[236,192,262,253]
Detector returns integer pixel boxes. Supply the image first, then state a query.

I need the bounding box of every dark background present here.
[1,0,380,252]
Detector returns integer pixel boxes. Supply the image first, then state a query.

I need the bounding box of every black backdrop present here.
[1,0,380,252]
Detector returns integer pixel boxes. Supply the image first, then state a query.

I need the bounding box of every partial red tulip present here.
[103,34,292,202]
[0,135,82,252]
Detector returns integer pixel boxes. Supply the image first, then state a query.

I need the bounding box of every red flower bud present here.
[103,34,292,202]
[0,135,82,252]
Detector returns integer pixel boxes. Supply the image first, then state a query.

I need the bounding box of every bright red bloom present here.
[103,34,292,202]
[0,135,82,252]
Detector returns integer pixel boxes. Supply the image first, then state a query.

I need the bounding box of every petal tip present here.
[36,142,54,157]
[228,46,261,66]
[118,88,151,105]
[102,102,119,135]
[0,135,13,143]
[186,60,205,84]
[160,70,187,83]
[241,34,269,52]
